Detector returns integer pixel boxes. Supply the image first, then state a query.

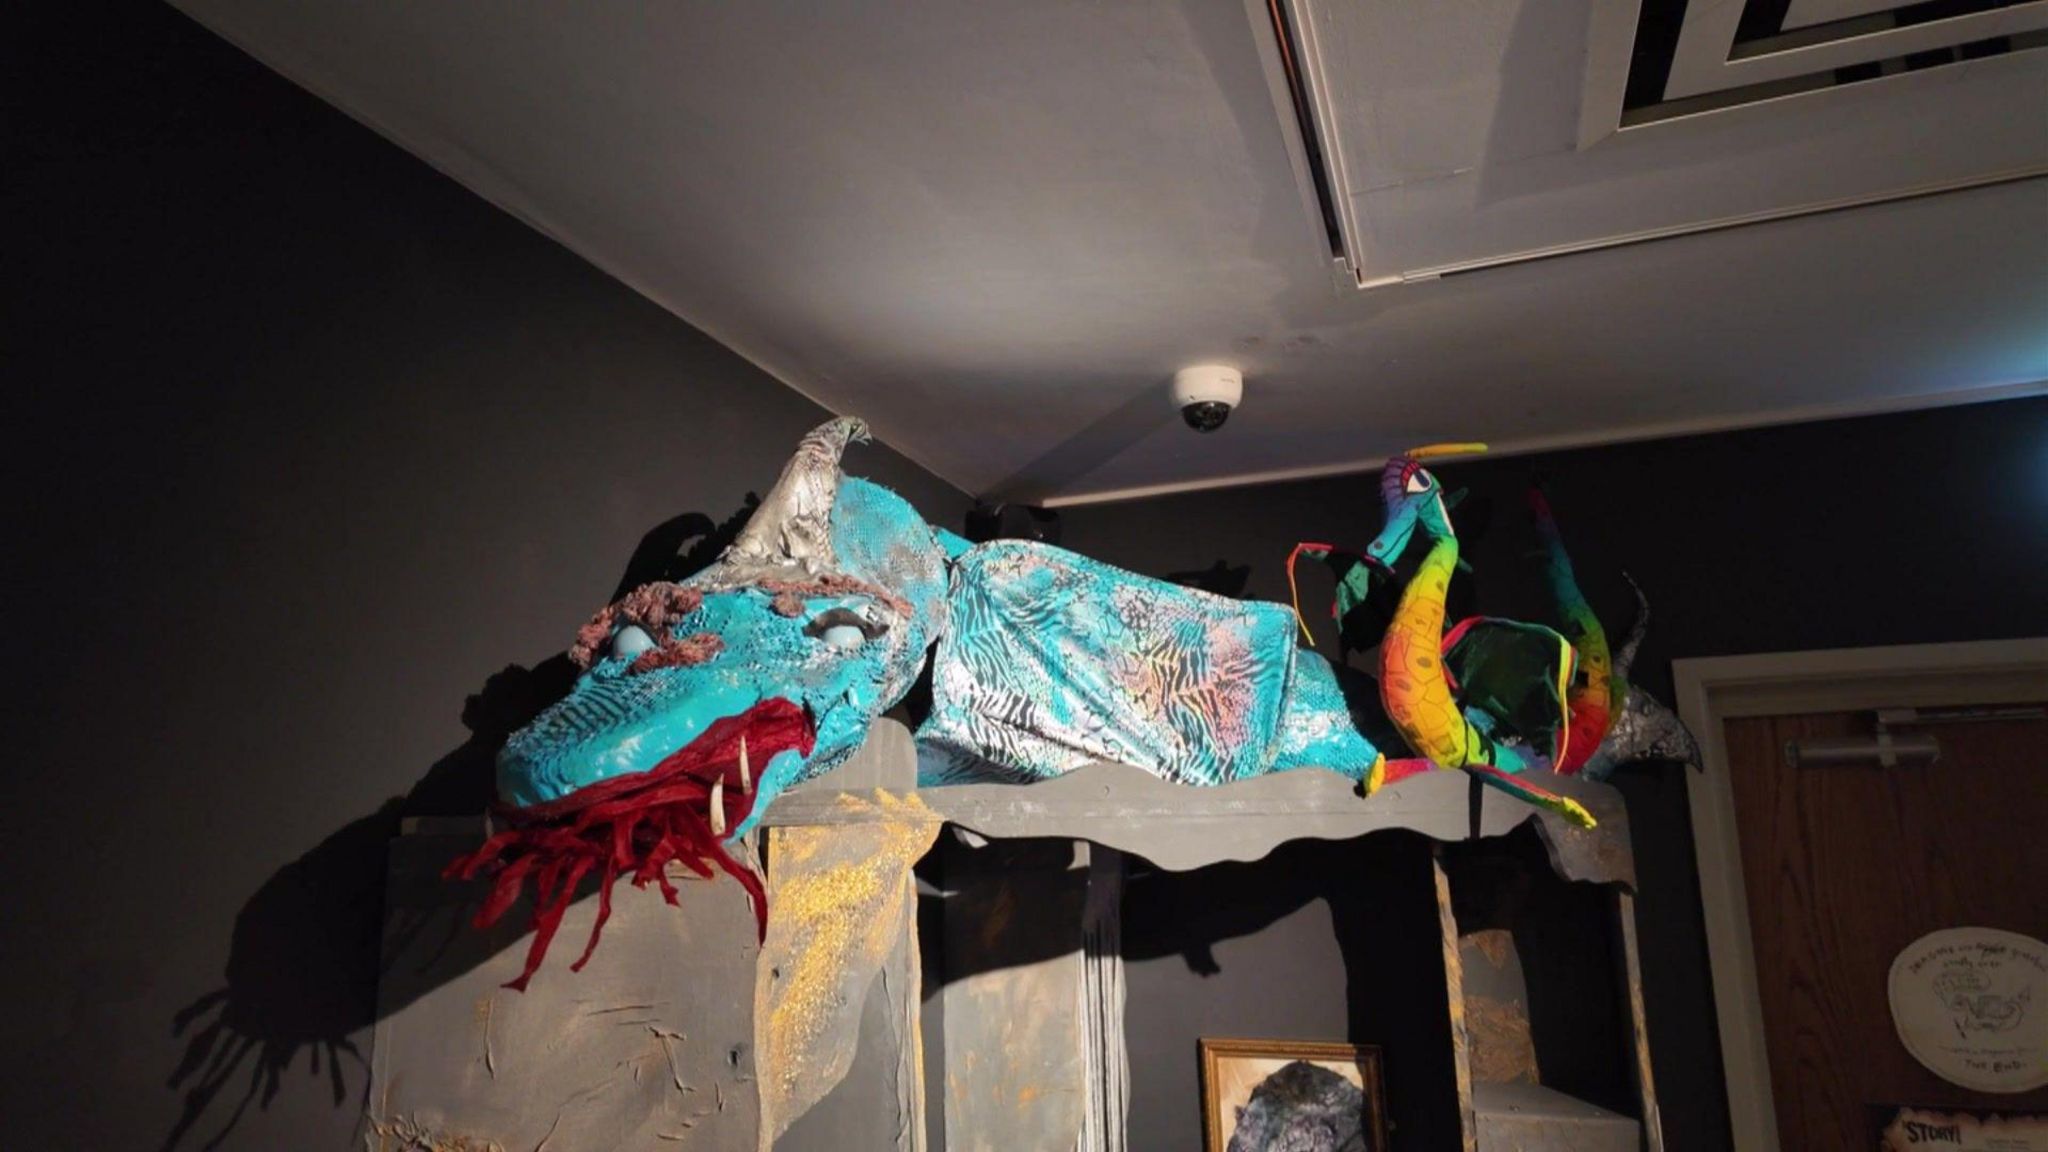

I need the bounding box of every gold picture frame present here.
[1199,1037,1388,1152]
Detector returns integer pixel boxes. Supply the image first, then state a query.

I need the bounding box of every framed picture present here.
[1199,1037,1388,1152]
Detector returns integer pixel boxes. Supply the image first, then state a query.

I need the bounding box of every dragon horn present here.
[1402,442,1488,460]
[1614,571,1650,681]
[724,416,870,572]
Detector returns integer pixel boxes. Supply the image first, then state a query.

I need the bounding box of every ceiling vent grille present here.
[1261,0,2048,288]
[1627,0,2048,121]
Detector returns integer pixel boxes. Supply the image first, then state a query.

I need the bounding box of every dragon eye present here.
[805,606,889,649]
[611,624,656,661]
[1404,471,1433,494]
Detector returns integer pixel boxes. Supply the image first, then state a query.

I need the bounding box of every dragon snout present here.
[453,698,817,990]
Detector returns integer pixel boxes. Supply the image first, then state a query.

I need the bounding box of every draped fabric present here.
[917,541,1299,786]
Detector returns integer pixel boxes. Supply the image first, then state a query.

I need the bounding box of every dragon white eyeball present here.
[611,624,655,661]
[820,623,867,650]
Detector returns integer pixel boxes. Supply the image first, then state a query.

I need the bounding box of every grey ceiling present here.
[173,0,2048,503]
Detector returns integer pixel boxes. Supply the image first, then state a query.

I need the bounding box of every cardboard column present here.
[369,822,762,1150]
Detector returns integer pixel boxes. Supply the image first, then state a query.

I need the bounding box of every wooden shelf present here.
[1472,1081,1641,1151]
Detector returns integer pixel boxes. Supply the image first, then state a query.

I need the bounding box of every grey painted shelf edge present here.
[768,720,1635,886]
[402,719,1634,886]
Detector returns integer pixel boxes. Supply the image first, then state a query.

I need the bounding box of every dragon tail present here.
[1612,571,1651,682]
[1464,762,1596,829]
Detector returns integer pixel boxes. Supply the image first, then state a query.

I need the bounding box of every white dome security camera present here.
[1171,364,1242,433]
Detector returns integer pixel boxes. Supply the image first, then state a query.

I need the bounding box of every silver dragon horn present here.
[722,417,870,574]
[1613,570,1651,683]
[1584,689,1705,779]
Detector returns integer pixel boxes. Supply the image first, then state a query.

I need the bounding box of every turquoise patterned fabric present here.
[1266,647,1386,781]
[917,541,1304,786]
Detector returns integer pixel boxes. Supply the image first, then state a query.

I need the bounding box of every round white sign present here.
[1888,927,2048,1093]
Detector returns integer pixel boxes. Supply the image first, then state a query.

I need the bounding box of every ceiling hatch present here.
[1264,0,2048,287]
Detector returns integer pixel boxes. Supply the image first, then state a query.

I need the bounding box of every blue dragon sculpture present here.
[451,418,1688,987]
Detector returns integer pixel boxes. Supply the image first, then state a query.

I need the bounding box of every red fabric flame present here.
[444,697,815,991]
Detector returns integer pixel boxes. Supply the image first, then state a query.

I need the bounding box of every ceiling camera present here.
[1172,364,1242,433]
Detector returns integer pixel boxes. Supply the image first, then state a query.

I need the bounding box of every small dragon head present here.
[1363,443,1485,572]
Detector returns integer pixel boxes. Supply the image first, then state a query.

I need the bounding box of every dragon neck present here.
[1379,535,1483,767]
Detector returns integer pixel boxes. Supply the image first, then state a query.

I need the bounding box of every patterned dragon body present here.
[454,419,1689,985]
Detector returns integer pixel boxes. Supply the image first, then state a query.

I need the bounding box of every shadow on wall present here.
[157,501,756,1152]
[1167,558,1253,600]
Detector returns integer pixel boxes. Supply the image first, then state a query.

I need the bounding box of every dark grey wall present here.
[1060,396,2048,1152]
[13,10,2048,1152]
[3,8,962,1151]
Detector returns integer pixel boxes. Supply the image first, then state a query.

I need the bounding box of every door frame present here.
[1672,636,2048,1152]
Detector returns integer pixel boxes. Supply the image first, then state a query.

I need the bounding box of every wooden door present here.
[1723,708,2048,1149]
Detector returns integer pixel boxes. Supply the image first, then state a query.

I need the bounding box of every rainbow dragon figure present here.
[452,420,1681,986]
[1293,447,1700,798]
[1292,446,1587,819]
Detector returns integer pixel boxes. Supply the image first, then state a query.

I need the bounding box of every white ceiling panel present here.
[170,0,2048,503]
[1287,0,2048,283]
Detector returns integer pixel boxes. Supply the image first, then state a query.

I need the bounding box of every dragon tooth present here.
[710,777,727,837]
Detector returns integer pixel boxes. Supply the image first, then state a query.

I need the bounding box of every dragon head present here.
[456,418,949,987]
[1362,443,1485,571]
[500,417,948,833]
